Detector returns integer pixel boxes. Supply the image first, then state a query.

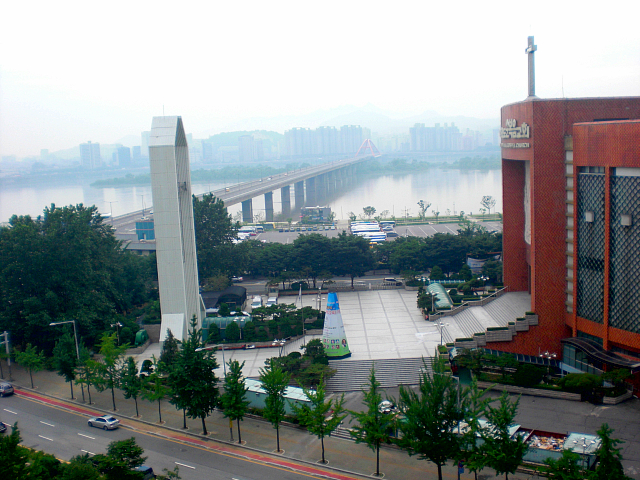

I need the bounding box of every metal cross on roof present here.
[526,36,537,98]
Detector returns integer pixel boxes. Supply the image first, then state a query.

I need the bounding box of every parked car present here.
[266,296,278,307]
[138,359,155,378]
[244,344,256,349]
[0,421,7,433]
[135,465,156,479]
[88,415,120,430]
[0,382,14,397]
[232,276,243,283]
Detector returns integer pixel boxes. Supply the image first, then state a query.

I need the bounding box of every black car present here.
[0,421,7,433]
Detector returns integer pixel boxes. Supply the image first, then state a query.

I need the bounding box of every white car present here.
[88,415,120,430]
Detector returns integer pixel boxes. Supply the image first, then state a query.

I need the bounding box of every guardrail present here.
[429,286,510,320]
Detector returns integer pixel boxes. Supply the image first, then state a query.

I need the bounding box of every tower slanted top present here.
[150,116,187,147]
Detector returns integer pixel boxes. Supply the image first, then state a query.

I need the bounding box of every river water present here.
[0,168,502,223]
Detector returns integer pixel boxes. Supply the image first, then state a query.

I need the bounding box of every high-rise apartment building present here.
[239,135,254,162]
[117,146,131,167]
[409,122,462,152]
[80,141,101,169]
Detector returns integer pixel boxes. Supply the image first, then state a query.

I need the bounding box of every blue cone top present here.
[326,292,340,311]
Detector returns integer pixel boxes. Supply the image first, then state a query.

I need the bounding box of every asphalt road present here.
[1,394,360,480]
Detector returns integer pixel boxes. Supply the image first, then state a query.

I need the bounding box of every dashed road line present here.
[78,433,96,440]
[3,408,17,414]
[38,435,54,441]
[175,462,196,469]
[40,421,55,427]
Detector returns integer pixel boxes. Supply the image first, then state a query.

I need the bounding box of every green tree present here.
[0,204,151,353]
[417,200,431,220]
[192,193,239,279]
[141,360,170,424]
[330,232,375,287]
[460,377,492,479]
[225,321,241,342]
[363,206,376,219]
[292,377,346,464]
[53,332,78,399]
[75,344,96,405]
[23,449,63,480]
[221,360,251,443]
[590,423,630,480]
[120,357,143,417]
[159,329,180,373]
[0,423,28,478]
[430,265,444,280]
[539,449,584,480]
[60,454,102,480]
[93,333,129,411]
[94,437,147,480]
[259,358,291,453]
[481,195,496,215]
[481,392,528,480]
[291,234,332,289]
[15,343,45,388]
[395,357,462,480]
[348,369,394,476]
[169,316,220,435]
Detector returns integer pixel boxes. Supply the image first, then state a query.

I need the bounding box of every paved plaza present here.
[138,289,530,380]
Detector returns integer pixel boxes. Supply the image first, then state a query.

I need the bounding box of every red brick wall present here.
[499,98,640,357]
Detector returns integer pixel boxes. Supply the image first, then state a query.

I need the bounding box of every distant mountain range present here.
[200,103,499,137]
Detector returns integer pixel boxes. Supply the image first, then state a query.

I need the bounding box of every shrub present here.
[513,363,545,388]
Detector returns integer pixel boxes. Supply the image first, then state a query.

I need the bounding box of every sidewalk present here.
[3,363,537,480]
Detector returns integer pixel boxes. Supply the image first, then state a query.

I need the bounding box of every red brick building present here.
[495,97,640,390]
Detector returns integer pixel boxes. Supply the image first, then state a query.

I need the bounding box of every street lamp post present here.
[438,322,449,346]
[196,344,226,375]
[49,320,85,402]
[110,322,123,344]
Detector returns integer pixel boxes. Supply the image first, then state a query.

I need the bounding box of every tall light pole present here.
[196,344,226,375]
[110,322,123,344]
[105,200,118,224]
[439,322,450,346]
[50,320,84,402]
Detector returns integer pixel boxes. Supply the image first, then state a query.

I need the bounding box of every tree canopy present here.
[0,204,153,353]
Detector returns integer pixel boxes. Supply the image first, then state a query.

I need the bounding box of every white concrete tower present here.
[149,116,203,342]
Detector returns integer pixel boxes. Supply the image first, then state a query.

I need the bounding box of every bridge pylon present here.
[355,139,382,157]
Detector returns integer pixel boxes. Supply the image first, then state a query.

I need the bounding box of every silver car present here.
[88,415,120,430]
[0,382,14,397]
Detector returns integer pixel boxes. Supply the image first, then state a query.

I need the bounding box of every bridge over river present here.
[112,141,380,247]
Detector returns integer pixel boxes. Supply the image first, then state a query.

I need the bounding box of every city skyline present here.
[1,1,639,158]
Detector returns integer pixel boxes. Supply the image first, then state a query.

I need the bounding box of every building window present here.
[585,211,594,222]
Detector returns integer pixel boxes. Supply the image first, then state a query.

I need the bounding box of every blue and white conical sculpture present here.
[322,292,351,359]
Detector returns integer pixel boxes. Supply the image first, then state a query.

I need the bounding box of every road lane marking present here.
[17,395,358,480]
[38,435,54,441]
[175,462,195,469]
[81,450,96,455]
[40,421,55,427]
[78,433,96,439]
[3,409,17,414]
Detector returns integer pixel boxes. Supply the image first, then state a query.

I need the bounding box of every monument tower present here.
[149,116,203,342]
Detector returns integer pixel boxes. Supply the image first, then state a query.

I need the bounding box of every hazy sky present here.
[1,1,639,158]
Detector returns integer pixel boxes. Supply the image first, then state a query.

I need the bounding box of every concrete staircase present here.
[325,357,433,392]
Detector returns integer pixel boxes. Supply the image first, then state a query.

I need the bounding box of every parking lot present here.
[256,220,502,244]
